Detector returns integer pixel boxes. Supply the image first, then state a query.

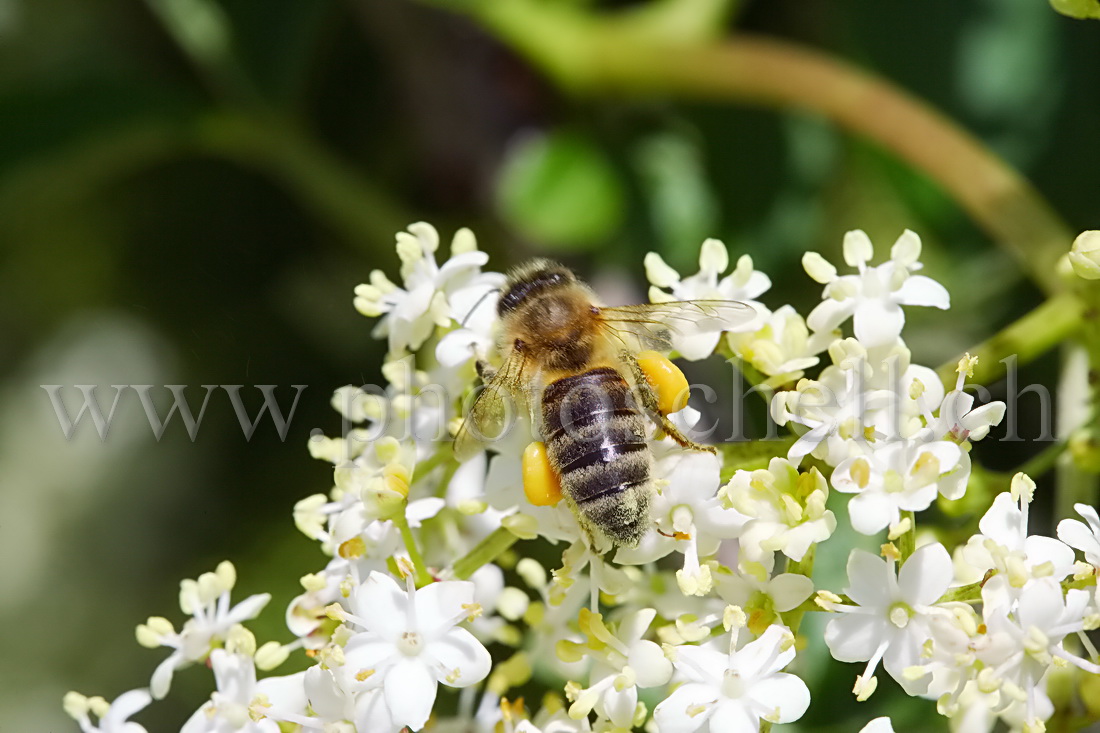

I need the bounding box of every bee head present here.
[497,260,577,317]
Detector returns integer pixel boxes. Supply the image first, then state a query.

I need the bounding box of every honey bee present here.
[454,259,755,548]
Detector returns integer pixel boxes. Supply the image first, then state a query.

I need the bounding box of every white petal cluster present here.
[802,230,950,347]
[645,238,768,359]
[74,225,1099,733]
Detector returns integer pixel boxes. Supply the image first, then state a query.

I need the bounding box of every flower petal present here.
[415,580,476,637]
[844,550,895,607]
[225,593,272,625]
[344,635,399,675]
[354,572,409,639]
[897,542,952,606]
[426,627,491,688]
[384,657,438,730]
[730,625,795,678]
[1057,518,1100,564]
[653,682,717,733]
[708,698,759,732]
[894,275,950,309]
[630,640,673,687]
[102,689,153,729]
[769,573,815,612]
[853,300,904,347]
[825,613,888,662]
[354,688,398,733]
[806,298,853,333]
[848,490,896,536]
[150,650,182,700]
[748,672,810,723]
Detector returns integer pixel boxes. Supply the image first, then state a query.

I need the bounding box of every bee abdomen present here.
[542,368,653,545]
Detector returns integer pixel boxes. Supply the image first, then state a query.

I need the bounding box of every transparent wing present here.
[453,348,531,462]
[597,300,757,352]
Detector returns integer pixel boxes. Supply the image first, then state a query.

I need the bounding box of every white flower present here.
[340,571,492,730]
[977,576,1100,728]
[803,229,950,347]
[961,483,1076,603]
[770,350,892,467]
[654,624,809,732]
[63,689,152,733]
[715,556,814,635]
[435,276,503,369]
[726,305,835,383]
[823,543,955,698]
[923,355,1006,445]
[562,608,672,729]
[614,448,746,596]
[859,718,895,733]
[181,649,308,733]
[831,440,963,535]
[136,562,271,699]
[645,239,768,359]
[719,458,836,564]
[1056,502,1100,565]
[303,666,399,732]
[354,222,503,355]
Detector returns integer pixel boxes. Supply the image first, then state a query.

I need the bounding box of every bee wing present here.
[453,348,531,462]
[596,300,758,353]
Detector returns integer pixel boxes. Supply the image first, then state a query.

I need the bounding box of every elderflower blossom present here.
[644,238,766,358]
[822,542,956,699]
[64,689,152,733]
[719,457,836,564]
[559,608,672,729]
[71,224,1100,733]
[135,561,271,699]
[802,229,950,346]
[654,623,810,731]
[338,570,492,730]
[353,222,502,355]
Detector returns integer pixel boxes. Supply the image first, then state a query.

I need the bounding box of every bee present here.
[454,260,755,548]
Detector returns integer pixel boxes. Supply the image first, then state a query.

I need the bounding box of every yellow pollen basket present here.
[523,441,563,506]
[637,350,689,415]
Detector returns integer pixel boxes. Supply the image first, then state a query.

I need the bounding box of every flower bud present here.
[1069,230,1100,280]
[255,641,290,670]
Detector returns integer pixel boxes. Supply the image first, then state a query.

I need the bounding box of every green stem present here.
[896,510,916,565]
[781,546,815,635]
[1016,439,1070,481]
[935,292,1084,389]
[191,111,409,248]
[453,526,520,580]
[462,1,1072,293]
[717,435,798,479]
[394,510,433,587]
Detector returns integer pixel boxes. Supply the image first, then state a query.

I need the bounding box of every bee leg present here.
[622,351,716,455]
[475,359,497,384]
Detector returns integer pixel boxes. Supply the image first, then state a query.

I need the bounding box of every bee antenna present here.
[460,288,501,329]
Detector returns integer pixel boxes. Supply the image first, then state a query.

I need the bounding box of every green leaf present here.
[495,131,625,251]
[1050,0,1100,18]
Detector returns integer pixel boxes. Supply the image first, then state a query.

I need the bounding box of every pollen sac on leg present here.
[522,441,563,506]
[637,350,690,415]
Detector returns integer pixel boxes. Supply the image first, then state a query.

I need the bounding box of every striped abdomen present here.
[541,367,653,547]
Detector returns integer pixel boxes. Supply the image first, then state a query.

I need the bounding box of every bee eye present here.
[513,339,525,351]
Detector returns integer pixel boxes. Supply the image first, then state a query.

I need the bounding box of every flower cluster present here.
[66,224,1100,733]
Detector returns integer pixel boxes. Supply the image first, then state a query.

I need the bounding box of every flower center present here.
[720,669,745,699]
[888,601,914,628]
[397,630,423,656]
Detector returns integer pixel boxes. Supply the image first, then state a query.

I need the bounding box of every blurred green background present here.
[2,0,1097,730]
